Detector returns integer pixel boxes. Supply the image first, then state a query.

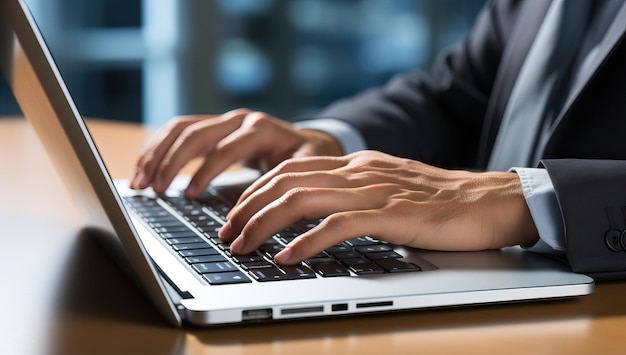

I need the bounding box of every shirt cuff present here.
[293,118,367,154]
[512,167,566,254]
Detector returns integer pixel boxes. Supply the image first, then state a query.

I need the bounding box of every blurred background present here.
[1,0,485,125]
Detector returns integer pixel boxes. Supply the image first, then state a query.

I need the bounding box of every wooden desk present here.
[2,117,626,355]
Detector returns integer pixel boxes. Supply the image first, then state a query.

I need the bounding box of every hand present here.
[130,109,343,198]
[219,150,539,264]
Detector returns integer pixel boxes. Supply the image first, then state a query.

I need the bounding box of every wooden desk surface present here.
[2,117,626,355]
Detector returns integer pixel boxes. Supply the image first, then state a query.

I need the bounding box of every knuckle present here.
[228,108,251,116]
[167,115,199,132]
[243,111,271,127]
[219,108,251,124]
[280,187,310,208]
[275,157,305,173]
[322,213,354,232]
[177,124,205,144]
[268,172,297,191]
[166,116,188,128]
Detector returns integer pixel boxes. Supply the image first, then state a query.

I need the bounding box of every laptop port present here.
[331,303,348,312]
[242,308,273,321]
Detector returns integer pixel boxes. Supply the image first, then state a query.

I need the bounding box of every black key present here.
[206,236,222,245]
[193,261,238,274]
[187,214,214,224]
[248,268,288,282]
[212,205,231,218]
[310,263,350,277]
[276,228,300,244]
[163,196,199,209]
[308,252,330,259]
[341,257,372,266]
[160,231,199,239]
[125,195,155,205]
[280,265,317,279]
[164,197,207,220]
[344,237,379,247]
[240,260,276,270]
[232,254,265,263]
[204,271,251,285]
[183,209,203,218]
[348,263,385,275]
[216,243,231,252]
[196,194,227,208]
[132,202,160,211]
[375,259,421,273]
[258,244,284,258]
[143,216,175,224]
[249,266,315,281]
[178,248,220,257]
[149,219,183,228]
[305,258,339,265]
[139,210,170,218]
[325,244,352,254]
[260,237,280,245]
[333,251,361,260]
[185,254,227,264]
[194,195,231,219]
[172,242,211,251]
[355,244,393,254]
[365,251,403,260]
[165,236,205,245]
[193,220,221,233]
[154,226,191,234]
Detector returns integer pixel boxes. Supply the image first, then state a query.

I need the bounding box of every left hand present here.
[218,150,539,265]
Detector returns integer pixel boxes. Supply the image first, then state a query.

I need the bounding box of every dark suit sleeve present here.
[543,159,626,279]
[302,0,522,169]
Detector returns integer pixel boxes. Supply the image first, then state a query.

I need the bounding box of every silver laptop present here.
[0,0,594,327]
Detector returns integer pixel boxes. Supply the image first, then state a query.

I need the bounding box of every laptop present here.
[0,0,594,327]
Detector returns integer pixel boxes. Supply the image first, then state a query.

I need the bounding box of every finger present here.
[227,188,382,254]
[184,111,312,198]
[274,210,385,265]
[184,116,289,197]
[236,156,347,204]
[152,110,249,193]
[131,116,204,189]
[223,169,352,238]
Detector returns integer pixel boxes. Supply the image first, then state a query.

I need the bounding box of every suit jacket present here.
[310,0,626,279]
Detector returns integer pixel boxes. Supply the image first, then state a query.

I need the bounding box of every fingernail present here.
[274,247,293,264]
[219,221,231,238]
[130,171,144,189]
[230,236,244,254]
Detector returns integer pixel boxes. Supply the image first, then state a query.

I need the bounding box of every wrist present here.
[487,172,540,248]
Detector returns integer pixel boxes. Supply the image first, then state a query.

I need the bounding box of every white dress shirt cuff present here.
[294,118,368,154]
[513,167,566,254]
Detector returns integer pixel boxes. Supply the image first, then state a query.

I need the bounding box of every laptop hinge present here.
[153,261,194,300]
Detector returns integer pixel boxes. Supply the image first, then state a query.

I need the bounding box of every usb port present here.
[332,303,348,312]
[242,308,273,321]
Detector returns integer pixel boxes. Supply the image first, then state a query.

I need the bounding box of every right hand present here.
[129,109,343,198]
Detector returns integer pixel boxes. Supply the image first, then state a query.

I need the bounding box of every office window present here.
[1,0,485,123]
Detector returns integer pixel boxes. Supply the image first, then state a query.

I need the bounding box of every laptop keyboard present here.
[123,190,421,285]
